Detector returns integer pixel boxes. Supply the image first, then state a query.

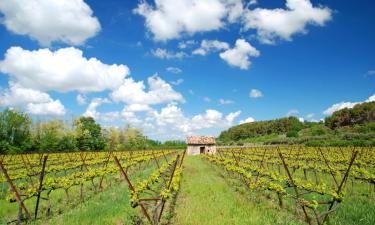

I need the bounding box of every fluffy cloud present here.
[193,40,229,56]
[220,39,260,69]
[242,0,332,44]
[0,0,100,46]
[151,48,187,59]
[239,117,255,124]
[27,100,66,116]
[135,0,330,45]
[83,98,111,119]
[126,104,152,112]
[166,67,182,74]
[323,94,375,115]
[111,75,185,105]
[152,104,241,134]
[134,0,234,41]
[0,47,129,93]
[0,83,51,106]
[0,83,66,116]
[249,89,263,98]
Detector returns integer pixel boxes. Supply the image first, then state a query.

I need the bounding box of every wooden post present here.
[35,155,48,219]
[158,154,180,222]
[114,156,152,224]
[0,161,31,220]
[278,151,312,225]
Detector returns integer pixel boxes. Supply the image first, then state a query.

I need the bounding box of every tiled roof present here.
[186,136,216,145]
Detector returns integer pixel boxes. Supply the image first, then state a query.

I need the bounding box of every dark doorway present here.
[200,146,205,154]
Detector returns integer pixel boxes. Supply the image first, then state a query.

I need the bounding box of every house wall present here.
[205,145,216,154]
[187,145,200,155]
[187,145,217,155]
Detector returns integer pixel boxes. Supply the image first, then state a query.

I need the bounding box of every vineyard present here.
[0,150,185,225]
[0,147,374,225]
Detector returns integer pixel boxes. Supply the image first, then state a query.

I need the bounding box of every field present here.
[1,146,374,225]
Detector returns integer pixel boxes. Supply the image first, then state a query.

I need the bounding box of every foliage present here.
[325,101,375,129]
[0,109,32,154]
[218,117,304,142]
[74,117,106,151]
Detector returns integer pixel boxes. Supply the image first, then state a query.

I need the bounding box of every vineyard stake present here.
[322,150,358,224]
[317,147,339,187]
[0,161,32,220]
[99,151,113,190]
[158,154,180,223]
[278,151,312,225]
[114,156,152,224]
[179,150,186,168]
[35,155,48,219]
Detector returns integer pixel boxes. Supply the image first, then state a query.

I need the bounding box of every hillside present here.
[218,101,375,146]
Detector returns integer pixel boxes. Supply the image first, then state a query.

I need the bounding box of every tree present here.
[0,109,32,154]
[120,126,146,150]
[38,120,64,152]
[74,117,105,151]
[106,127,121,151]
[325,101,375,129]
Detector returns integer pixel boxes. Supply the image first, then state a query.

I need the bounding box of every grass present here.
[171,156,303,225]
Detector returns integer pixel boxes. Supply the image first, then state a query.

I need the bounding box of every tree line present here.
[218,101,375,146]
[0,109,186,154]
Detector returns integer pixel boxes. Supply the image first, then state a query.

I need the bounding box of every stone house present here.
[186,136,216,155]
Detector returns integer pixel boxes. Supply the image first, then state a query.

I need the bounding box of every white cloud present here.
[0,82,51,106]
[219,99,234,105]
[76,94,87,105]
[171,79,184,86]
[193,39,229,56]
[249,89,263,98]
[323,102,358,115]
[151,48,187,59]
[166,67,182,74]
[26,100,66,116]
[134,0,232,41]
[323,94,375,115]
[287,109,299,116]
[225,111,242,123]
[122,109,142,125]
[111,75,185,106]
[126,104,152,112]
[298,117,305,122]
[239,117,255,124]
[0,82,66,116]
[83,98,111,119]
[220,39,260,69]
[0,47,129,93]
[0,0,101,46]
[242,0,332,44]
[152,104,241,134]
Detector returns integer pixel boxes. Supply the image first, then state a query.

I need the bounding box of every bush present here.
[286,130,299,138]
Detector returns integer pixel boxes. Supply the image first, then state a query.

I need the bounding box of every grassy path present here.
[171,156,301,225]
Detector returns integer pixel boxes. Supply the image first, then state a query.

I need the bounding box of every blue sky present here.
[0,0,374,140]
